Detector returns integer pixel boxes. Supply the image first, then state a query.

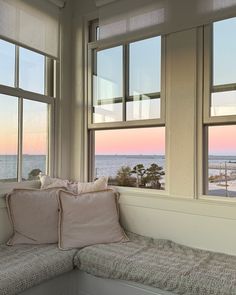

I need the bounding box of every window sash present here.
[203,24,236,124]
[88,34,165,129]
[0,41,55,182]
[202,21,236,198]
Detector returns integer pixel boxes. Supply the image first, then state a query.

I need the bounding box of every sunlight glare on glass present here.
[127,97,160,120]
[211,91,236,116]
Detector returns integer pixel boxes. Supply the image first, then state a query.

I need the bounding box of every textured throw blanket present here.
[0,244,77,295]
[74,232,236,295]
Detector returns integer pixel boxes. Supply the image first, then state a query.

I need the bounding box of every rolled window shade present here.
[95,0,118,7]
[98,0,236,41]
[98,0,165,40]
[48,0,65,8]
[0,0,60,58]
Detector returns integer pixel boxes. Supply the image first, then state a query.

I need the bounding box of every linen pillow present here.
[6,188,61,245]
[39,174,107,194]
[58,189,128,250]
[39,173,69,190]
[77,177,108,194]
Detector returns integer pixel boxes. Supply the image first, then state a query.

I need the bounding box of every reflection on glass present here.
[93,46,123,102]
[213,17,236,86]
[127,97,160,120]
[19,48,45,94]
[93,46,123,123]
[93,103,122,123]
[211,91,236,116]
[22,100,48,181]
[94,127,165,189]
[207,125,236,197]
[0,40,15,87]
[129,36,161,96]
[0,94,18,182]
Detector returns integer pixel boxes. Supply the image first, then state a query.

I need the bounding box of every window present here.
[0,39,55,183]
[90,35,163,126]
[204,18,236,197]
[88,28,165,189]
[94,127,165,189]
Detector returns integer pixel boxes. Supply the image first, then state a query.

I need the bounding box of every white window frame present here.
[88,35,166,129]
[87,24,166,186]
[0,39,56,183]
[200,22,236,200]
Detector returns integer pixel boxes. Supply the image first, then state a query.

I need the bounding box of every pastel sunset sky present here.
[0,40,47,155]
[1,18,236,156]
[95,127,165,155]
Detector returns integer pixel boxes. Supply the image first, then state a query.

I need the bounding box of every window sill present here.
[199,194,236,206]
[115,186,168,197]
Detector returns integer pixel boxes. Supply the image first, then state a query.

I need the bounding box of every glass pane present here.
[213,17,236,86]
[211,91,236,116]
[0,40,15,87]
[22,100,48,181]
[93,103,122,123]
[0,94,18,182]
[207,125,236,197]
[93,46,123,123]
[127,97,160,120]
[95,127,165,189]
[19,48,45,94]
[129,36,161,96]
[93,46,123,101]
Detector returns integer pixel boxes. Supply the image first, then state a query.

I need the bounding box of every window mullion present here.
[203,24,212,123]
[160,35,165,121]
[17,97,23,182]
[123,44,129,122]
[45,57,54,97]
[15,45,22,182]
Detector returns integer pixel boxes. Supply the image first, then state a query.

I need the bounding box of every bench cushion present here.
[74,232,236,295]
[0,244,77,295]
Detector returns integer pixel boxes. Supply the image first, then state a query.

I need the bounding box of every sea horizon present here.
[0,154,236,180]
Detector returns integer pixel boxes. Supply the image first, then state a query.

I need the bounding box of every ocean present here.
[0,154,236,181]
[95,155,165,178]
[0,155,46,181]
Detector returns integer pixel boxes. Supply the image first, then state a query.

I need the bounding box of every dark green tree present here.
[116,166,134,187]
[145,163,165,189]
[131,164,146,187]
[28,169,41,180]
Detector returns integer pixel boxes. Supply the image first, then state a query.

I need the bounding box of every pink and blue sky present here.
[1,18,236,157]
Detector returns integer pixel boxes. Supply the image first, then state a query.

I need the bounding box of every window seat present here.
[1,232,236,295]
[0,244,77,295]
[74,232,236,295]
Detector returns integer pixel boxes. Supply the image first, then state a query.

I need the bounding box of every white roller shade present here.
[98,0,165,40]
[95,0,118,7]
[48,0,65,8]
[0,0,60,58]
[98,0,236,41]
